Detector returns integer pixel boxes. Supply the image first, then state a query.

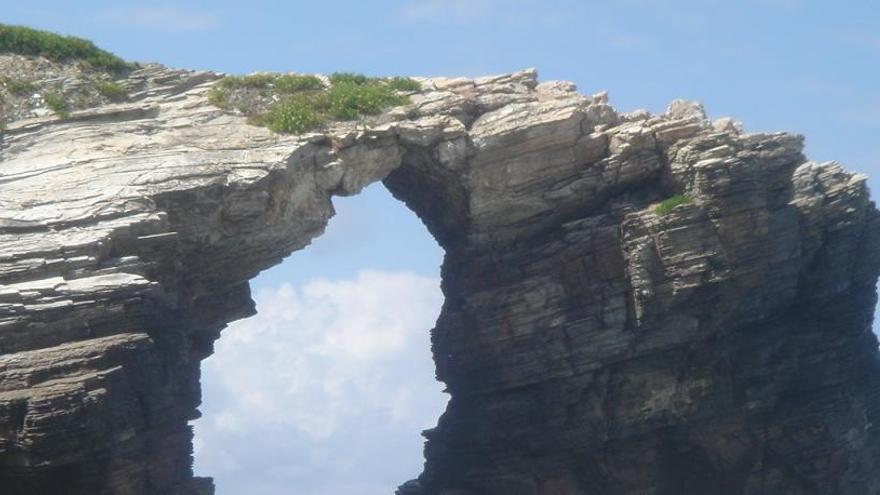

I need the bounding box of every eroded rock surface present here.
[0,55,879,495]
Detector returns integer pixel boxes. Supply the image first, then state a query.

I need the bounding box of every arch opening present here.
[192,183,447,495]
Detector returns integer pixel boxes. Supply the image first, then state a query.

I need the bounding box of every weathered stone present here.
[1,54,879,495]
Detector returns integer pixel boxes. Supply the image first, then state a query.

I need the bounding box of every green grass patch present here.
[207,85,229,108]
[43,92,69,118]
[326,80,407,120]
[0,76,36,96]
[267,94,325,134]
[216,73,323,93]
[0,24,129,72]
[95,80,127,102]
[215,73,277,90]
[274,74,323,93]
[329,72,370,86]
[387,76,421,92]
[209,73,324,111]
[655,195,692,215]
[209,71,418,134]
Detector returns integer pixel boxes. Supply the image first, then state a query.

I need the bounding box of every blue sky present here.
[4,1,879,494]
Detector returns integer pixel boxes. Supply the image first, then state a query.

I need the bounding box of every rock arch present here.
[0,63,879,495]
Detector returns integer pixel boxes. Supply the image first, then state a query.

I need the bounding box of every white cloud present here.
[96,6,221,32]
[193,270,447,494]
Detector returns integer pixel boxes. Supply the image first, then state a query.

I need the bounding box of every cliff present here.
[1,51,879,495]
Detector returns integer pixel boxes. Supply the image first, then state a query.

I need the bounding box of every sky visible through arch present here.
[194,185,447,495]
[4,1,879,493]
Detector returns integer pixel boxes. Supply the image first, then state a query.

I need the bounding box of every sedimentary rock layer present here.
[1,55,878,494]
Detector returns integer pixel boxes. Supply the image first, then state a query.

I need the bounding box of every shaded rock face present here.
[0,55,879,495]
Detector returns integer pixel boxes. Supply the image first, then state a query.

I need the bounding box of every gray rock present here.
[1,55,879,495]
[666,98,707,121]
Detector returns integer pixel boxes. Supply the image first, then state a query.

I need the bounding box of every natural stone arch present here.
[0,60,879,495]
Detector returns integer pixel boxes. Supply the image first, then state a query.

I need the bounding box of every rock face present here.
[1,55,879,495]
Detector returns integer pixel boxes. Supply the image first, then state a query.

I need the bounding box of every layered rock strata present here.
[0,55,878,494]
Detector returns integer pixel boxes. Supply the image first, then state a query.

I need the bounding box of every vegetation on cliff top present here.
[208,72,421,134]
[0,26,132,129]
[0,23,130,72]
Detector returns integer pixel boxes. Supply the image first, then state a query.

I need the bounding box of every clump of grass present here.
[0,23,129,72]
[387,76,421,92]
[209,71,418,134]
[209,73,324,111]
[215,73,277,91]
[267,94,325,134]
[274,74,323,93]
[95,80,127,102]
[207,85,229,108]
[655,195,692,215]
[326,79,407,120]
[0,76,35,96]
[43,92,69,118]
[218,73,324,93]
[329,72,369,85]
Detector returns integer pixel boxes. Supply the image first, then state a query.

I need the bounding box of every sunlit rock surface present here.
[1,54,879,494]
